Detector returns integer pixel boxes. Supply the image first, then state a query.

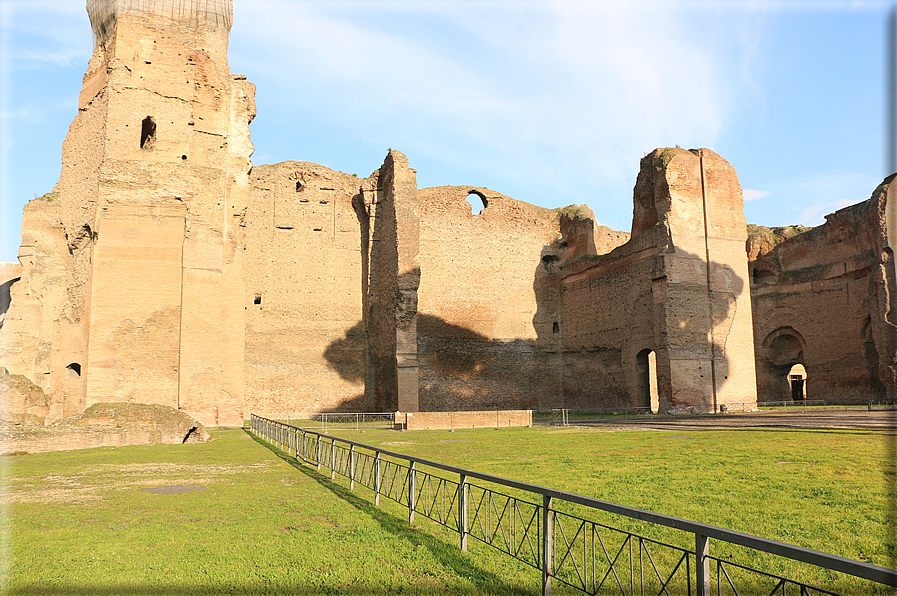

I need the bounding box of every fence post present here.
[331,439,336,480]
[316,436,322,472]
[459,474,468,552]
[543,495,553,596]
[696,533,710,596]
[349,445,355,490]
[374,452,381,506]
[408,461,416,525]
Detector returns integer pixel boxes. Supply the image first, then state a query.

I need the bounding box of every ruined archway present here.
[466,190,487,215]
[759,327,806,403]
[636,349,659,413]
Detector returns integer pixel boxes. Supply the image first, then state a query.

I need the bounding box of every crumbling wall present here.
[559,148,757,413]
[748,177,897,403]
[363,151,420,412]
[243,162,370,414]
[415,186,566,411]
[0,1,254,426]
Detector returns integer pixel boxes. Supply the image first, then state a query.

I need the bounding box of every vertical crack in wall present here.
[699,153,718,410]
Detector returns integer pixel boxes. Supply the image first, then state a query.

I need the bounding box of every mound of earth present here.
[0,373,50,425]
[0,402,210,455]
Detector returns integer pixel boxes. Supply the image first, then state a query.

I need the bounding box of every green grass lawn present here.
[331,424,895,593]
[2,424,894,594]
[2,429,533,595]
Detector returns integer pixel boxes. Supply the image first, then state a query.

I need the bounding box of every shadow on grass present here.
[243,429,536,596]
[7,431,535,596]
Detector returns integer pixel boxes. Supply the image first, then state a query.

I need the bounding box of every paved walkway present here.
[571,408,897,431]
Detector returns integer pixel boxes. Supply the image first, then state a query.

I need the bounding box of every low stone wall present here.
[395,410,532,431]
[1,428,176,455]
[0,402,209,454]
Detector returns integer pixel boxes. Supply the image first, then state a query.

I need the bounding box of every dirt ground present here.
[567,407,897,432]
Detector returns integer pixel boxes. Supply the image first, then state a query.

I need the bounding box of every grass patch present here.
[4,425,894,594]
[3,429,533,595]
[332,425,895,593]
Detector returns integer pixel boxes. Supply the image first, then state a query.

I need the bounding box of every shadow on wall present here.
[0,277,19,330]
[322,312,551,412]
[322,242,748,414]
[543,223,747,413]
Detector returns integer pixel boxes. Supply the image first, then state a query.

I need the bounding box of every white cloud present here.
[743,188,772,201]
[231,0,774,213]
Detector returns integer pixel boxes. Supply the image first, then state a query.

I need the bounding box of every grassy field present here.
[2,424,894,594]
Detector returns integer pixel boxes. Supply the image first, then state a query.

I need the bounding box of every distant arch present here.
[66,363,81,378]
[636,349,659,413]
[466,190,487,215]
[761,327,806,402]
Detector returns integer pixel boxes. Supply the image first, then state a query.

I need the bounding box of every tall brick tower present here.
[1,0,255,426]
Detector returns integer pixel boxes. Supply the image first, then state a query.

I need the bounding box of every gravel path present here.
[564,408,897,432]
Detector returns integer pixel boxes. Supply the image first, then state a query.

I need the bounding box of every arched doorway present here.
[761,327,807,403]
[788,363,807,401]
[636,349,659,413]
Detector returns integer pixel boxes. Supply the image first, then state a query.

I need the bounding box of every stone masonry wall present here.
[416,187,567,411]
[559,148,757,413]
[363,151,421,413]
[748,177,897,403]
[1,1,254,427]
[243,162,371,414]
[396,409,532,430]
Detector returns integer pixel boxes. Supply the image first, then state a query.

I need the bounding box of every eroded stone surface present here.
[0,402,209,454]
[748,177,897,403]
[6,0,894,432]
[1,0,254,427]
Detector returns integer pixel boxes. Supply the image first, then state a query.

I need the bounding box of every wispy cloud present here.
[743,188,772,201]
[782,172,880,225]
[232,0,776,211]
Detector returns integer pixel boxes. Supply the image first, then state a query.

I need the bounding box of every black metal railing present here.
[250,414,896,596]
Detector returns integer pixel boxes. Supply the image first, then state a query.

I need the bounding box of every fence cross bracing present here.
[250,414,896,596]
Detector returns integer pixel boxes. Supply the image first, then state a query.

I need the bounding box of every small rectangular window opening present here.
[253,294,262,305]
[552,322,560,334]
[140,116,156,150]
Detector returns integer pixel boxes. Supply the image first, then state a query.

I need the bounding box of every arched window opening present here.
[466,191,487,215]
[140,117,156,150]
[788,363,807,401]
[66,363,81,378]
[636,349,659,414]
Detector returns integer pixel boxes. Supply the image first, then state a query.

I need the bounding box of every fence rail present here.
[250,414,896,596]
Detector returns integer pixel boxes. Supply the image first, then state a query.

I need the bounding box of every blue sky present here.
[0,0,891,263]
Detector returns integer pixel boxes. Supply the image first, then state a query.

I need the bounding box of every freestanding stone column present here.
[635,148,757,412]
[364,151,421,412]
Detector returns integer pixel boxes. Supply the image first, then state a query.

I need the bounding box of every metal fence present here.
[250,414,896,596]
[271,412,395,431]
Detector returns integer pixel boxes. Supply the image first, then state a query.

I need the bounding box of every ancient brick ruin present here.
[748,178,897,404]
[1,0,895,428]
